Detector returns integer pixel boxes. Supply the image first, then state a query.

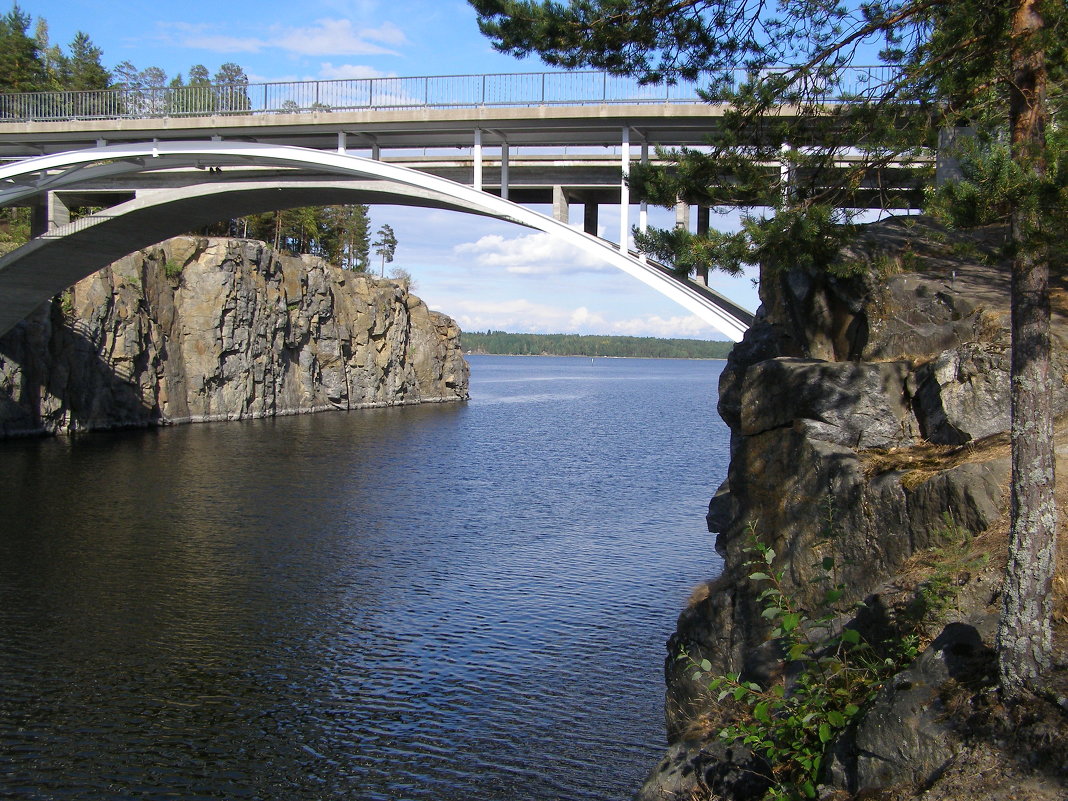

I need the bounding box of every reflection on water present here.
[0,355,729,800]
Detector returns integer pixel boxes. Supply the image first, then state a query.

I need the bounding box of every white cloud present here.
[318,63,392,80]
[568,306,607,330]
[454,231,612,276]
[436,297,721,339]
[163,18,408,58]
[273,19,405,56]
[604,314,721,339]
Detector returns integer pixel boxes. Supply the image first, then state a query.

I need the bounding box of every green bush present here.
[163,259,184,280]
[686,537,920,800]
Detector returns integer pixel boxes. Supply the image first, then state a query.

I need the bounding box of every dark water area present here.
[0,355,729,800]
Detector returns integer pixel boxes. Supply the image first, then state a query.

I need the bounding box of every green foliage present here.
[927,127,1068,264]
[461,330,733,359]
[163,259,183,280]
[62,31,110,91]
[0,3,46,92]
[232,205,371,269]
[903,515,991,626]
[0,207,30,251]
[686,536,918,800]
[373,223,398,276]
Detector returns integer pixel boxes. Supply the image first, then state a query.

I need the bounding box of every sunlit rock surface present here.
[0,237,468,436]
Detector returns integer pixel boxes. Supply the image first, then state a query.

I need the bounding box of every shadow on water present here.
[0,300,157,436]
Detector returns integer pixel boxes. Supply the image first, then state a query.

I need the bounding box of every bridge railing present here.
[0,68,894,123]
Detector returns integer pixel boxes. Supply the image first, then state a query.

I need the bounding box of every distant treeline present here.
[461,331,733,359]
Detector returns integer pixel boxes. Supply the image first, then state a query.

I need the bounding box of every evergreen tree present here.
[64,31,109,90]
[470,0,1064,698]
[33,18,63,89]
[322,204,371,270]
[213,62,251,113]
[373,223,398,276]
[0,3,45,93]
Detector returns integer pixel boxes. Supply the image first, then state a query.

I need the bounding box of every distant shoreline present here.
[465,352,727,361]
[460,331,734,360]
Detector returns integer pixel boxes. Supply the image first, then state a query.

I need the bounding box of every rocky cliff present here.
[641,217,1068,800]
[0,237,469,437]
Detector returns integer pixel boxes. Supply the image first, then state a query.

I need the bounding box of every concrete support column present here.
[552,185,570,224]
[639,141,649,235]
[780,141,792,201]
[695,205,710,286]
[500,141,510,200]
[30,192,71,237]
[619,126,631,253]
[637,140,649,263]
[675,199,690,231]
[583,200,599,235]
[337,131,347,154]
[473,128,483,191]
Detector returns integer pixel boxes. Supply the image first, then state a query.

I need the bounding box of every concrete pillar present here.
[473,128,483,191]
[697,205,710,235]
[371,142,381,160]
[780,141,792,201]
[500,141,510,200]
[583,201,599,235]
[639,141,649,235]
[619,126,630,253]
[552,185,570,224]
[637,140,649,263]
[675,199,690,230]
[936,126,975,185]
[337,131,347,154]
[30,192,71,237]
[695,205,710,286]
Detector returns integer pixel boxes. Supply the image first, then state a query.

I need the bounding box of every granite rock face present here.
[0,237,469,436]
[639,217,1068,800]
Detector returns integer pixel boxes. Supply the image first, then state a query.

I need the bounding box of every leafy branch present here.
[686,536,919,800]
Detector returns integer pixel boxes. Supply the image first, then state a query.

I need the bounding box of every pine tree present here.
[33,18,63,90]
[213,62,251,113]
[64,32,109,91]
[373,223,398,276]
[0,3,45,93]
[470,0,1065,698]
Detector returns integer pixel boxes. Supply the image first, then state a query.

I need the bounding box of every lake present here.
[0,354,729,800]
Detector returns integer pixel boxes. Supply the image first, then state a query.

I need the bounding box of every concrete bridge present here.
[0,69,923,341]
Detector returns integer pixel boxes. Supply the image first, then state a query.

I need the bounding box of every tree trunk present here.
[996,0,1056,698]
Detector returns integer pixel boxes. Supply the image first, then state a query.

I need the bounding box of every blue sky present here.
[25,0,761,339]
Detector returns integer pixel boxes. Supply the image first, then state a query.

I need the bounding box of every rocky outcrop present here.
[0,237,468,436]
[640,217,1068,800]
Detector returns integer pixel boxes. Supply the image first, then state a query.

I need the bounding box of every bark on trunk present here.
[996,0,1056,697]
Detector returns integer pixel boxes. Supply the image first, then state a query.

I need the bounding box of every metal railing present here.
[0,68,894,123]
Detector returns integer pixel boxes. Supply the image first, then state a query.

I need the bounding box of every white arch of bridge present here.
[0,141,752,340]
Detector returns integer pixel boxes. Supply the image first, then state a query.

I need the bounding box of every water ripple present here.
[0,356,729,801]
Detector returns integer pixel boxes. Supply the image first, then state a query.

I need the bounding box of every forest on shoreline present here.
[460,331,732,359]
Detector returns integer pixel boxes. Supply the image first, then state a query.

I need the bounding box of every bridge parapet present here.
[0,68,893,123]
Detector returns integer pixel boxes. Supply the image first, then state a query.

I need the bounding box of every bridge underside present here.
[0,142,754,340]
[0,181,501,337]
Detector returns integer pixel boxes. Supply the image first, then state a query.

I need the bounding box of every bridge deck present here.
[0,103,748,158]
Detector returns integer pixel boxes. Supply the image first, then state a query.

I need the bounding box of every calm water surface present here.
[0,355,729,801]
